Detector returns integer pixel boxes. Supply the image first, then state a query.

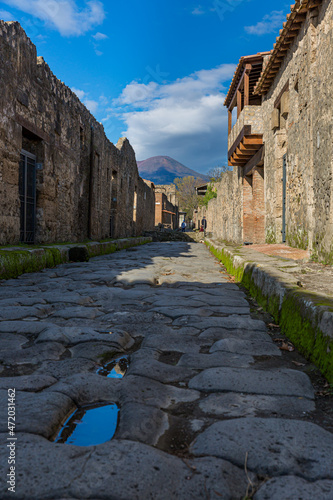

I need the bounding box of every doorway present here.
[19,150,37,243]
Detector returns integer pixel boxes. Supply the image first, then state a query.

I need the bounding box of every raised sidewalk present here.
[205,237,333,383]
[0,237,152,281]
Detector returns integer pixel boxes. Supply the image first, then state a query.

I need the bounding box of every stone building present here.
[154,184,179,229]
[203,0,333,262]
[154,192,179,229]
[0,21,155,246]
[155,184,178,207]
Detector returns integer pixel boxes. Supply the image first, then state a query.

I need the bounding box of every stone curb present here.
[0,237,152,282]
[205,237,333,383]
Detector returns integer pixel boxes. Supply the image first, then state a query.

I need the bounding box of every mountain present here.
[137,156,209,185]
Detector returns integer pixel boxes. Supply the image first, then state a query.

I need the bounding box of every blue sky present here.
[0,1,290,173]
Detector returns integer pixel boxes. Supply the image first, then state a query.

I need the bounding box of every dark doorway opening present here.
[19,150,36,243]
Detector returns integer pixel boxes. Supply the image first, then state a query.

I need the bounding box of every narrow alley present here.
[1,241,333,499]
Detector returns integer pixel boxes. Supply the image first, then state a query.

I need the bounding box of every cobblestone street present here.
[1,242,333,499]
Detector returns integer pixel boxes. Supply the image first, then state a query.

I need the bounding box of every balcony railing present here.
[228,106,263,151]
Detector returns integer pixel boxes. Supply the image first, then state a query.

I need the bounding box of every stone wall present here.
[194,168,243,242]
[261,0,333,261]
[0,21,155,245]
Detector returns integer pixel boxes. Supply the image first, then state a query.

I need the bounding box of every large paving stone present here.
[188,367,314,398]
[254,476,333,500]
[142,333,209,354]
[178,352,254,369]
[148,297,208,307]
[190,293,248,306]
[69,343,125,362]
[199,393,315,418]
[120,375,200,409]
[199,327,272,342]
[152,305,249,318]
[0,390,74,438]
[191,418,333,480]
[127,351,198,383]
[115,402,169,446]
[209,338,281,356]
[0,321,50,335]
[1,342,67,365]
[104,311,172,325]
[51,306,103,320]
[0,305,53,320]
[46,373,200,409]
[0,433,249,499]
[36,358,97,379]
[0,333,29,351]
[173,315,267,331]
[0,374,57,392]
[36,325,127,345]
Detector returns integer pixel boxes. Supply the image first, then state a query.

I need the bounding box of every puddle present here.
[97,356,129,378]
[54,403,119,446]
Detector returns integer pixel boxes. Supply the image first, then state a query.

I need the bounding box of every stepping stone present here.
[191,418,333,480]
[254,476,333,500]
[188,367,314,398]
[209,338,281,356]
[199,393,315,418]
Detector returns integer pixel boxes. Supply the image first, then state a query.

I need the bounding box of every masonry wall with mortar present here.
[261,0,333,260]
[194,168,243,242]
[0,21,155,245]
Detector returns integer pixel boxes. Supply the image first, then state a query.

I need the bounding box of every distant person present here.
[202,216,207,236]
[181,220,186,232]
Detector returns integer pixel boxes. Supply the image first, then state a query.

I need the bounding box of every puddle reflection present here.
[97,356,129,378]
[54,403,119,446]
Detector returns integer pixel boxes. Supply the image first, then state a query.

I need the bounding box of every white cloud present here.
[192,6,205,15]
[84,99,99,114]
[72,87,86,100]
[1,0,105,36]
[92,31,108,40]
[105,64,236,171]
[0,9,14,20]
[245,10,285,36]
[71,88,98,114]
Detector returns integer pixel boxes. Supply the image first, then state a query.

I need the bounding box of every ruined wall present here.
[194,168,243,242]
[0,21,154,245]
[261,0,333,260]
